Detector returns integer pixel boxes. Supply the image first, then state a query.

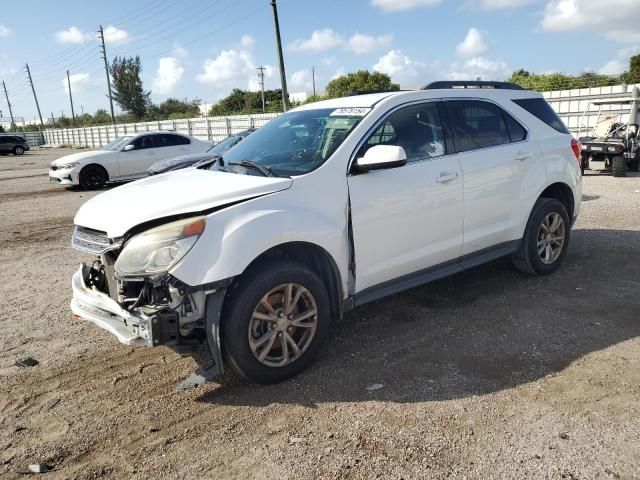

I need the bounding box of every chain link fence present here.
[43,113,280,148]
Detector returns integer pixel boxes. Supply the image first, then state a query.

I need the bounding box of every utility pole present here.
[50,112,56,128]
[81,105,85,127]
[2,81,16,130]
[99,25,116,125]
[66,70,76,126]
[257,66,266,112]
[270,0,289,111]
[25,63,44,130]
[312,66,316,97]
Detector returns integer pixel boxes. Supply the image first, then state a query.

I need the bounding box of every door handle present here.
[515,151,533,161]
[436,172,458,183]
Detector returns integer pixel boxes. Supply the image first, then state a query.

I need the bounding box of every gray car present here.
[0,135,30,156]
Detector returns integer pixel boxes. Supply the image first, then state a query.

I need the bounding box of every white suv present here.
[69,81,582,384]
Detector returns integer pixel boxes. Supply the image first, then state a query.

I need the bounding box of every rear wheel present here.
[612,155,627,177]
[13,146,24,156]
[221,259,330,384]
[79,165,107,189]
[512,198,570,276]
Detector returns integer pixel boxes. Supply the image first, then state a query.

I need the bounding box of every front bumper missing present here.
[70,266,179,347]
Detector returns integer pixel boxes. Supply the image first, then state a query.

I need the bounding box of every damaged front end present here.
[70,220,229,377]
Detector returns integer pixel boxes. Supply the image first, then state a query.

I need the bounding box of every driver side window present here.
[130,135,157,150]
[359,103,446,162]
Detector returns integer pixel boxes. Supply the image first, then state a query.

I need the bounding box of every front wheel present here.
[612,155,627,177]
[13,146,24,156]
[221,259,331,384]
[79,165,107,189]
[512,198,570,276]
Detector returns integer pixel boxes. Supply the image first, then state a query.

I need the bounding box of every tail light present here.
[571,138,582,165]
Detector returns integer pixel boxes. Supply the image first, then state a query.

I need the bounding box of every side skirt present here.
[343,240,520,310]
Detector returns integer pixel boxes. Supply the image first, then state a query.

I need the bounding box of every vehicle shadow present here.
[197,228,639,407]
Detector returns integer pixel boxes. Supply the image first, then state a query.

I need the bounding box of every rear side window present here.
[504,112,527,142]
[446,100,510,153]
[512,98,569,134]
[157,133,190,147]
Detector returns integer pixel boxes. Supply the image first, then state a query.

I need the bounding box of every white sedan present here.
[49,131,213,189]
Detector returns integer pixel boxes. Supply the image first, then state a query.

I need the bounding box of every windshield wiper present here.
[229,160,274,177]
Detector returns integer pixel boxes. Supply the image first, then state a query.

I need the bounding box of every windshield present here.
[207,135,243,154]
[102,136,133,151]
[213,108,367,177]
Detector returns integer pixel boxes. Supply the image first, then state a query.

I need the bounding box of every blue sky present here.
[0,0,638,123]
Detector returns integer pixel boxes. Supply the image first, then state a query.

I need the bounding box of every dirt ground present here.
[1,148,639,479]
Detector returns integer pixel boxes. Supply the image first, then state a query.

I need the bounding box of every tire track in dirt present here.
[2,216,75,246]
[0,187,71,204]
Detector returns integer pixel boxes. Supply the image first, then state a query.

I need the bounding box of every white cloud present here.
[62,73,91,94]
[172,44,188,59]
[290,69,314,91]
[541,0,640,43]
[197,49,255,86]
[447,57,511,80]
[321,57,337,66]
[456,28,488,57]
[599,60,626,75]
[599,45,639,75]
[0,25,11,37]
[288,28,344,53]
[345,33,393,54]
[370,0,442,12]
[373,49,432,86]
[240,34,255,49]
[55,26,85,44]
[153,57,184,94]
[465,0,534,8]
[103,25,129,44]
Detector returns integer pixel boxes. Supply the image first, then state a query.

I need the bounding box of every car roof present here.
[293,87,542,112]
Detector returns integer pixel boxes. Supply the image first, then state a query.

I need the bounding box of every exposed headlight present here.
[114,217,206,277]
[57,162,80,169]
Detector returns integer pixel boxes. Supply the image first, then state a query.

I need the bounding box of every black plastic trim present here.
[423,81,524,90]
[348,240,520,308]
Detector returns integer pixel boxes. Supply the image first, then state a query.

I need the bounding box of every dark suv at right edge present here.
[0,135,30,156]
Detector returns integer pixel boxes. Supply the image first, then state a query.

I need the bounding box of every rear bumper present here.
[71,266,153,346]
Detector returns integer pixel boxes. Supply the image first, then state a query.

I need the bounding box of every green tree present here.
[621,54,640,84]
[325,70,399,98]
[92,109,112,125]
[152,97,201,119]
[207,89,284,115]
[508,69,620,92]
[110,56,150,120]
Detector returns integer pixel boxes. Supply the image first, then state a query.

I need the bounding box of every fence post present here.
[172,120,176,132]
[206,118,212,141]
[84,128,88,147]
[157,121,160,131]
[98,128,102,146]
[134,123,138,133]
[187,119,193,137]
[249,116,255,129]
[226,117,231,136]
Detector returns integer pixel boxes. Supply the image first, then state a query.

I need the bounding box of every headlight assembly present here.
[114,216,206,277]
[58,162,80,169]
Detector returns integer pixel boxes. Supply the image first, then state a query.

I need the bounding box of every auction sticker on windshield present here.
[330,107,371,117]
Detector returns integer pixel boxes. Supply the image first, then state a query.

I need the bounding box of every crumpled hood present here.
[74,169,292,237]
[51,150,112,166]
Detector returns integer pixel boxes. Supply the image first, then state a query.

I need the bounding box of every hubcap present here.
[248,283,318,367]
[537,212,565,264]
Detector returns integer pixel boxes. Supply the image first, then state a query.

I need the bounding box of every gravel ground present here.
[1,149,639,479]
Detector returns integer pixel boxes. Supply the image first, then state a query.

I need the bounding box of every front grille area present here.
[72,226,112,254]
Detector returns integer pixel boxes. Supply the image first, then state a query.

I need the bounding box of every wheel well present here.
[80,163,109,181]
[241,242,344,319]
[540,182,574,219]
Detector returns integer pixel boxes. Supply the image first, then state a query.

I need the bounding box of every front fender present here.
[169,198,349,294]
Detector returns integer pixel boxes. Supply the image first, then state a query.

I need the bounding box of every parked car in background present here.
[49,131,213,189]
[147,129,255,175]
[69,81,581,384]
[0,134,30,156]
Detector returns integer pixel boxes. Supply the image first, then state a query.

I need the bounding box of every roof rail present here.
[422,81,524,91]
[346,89,404,96]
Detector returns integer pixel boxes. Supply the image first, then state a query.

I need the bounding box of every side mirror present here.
[354,145,407,172]
[123,144,135,152]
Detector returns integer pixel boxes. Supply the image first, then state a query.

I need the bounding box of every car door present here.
[348,101,464,292]
[444,99,537,255]
[0,137,9,153]
[155,133,191,159]
[117,134,159,178]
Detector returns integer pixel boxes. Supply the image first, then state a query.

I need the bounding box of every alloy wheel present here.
[537,212,565,264]
[248,283,318,367]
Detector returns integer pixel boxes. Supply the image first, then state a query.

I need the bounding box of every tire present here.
[13,146,24,156]
[512,198,571,276]
[79,165,108,189]
[580,153,590,175]
[630,156,640,172]
[221,259,331,384]
[612,155,627,177]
